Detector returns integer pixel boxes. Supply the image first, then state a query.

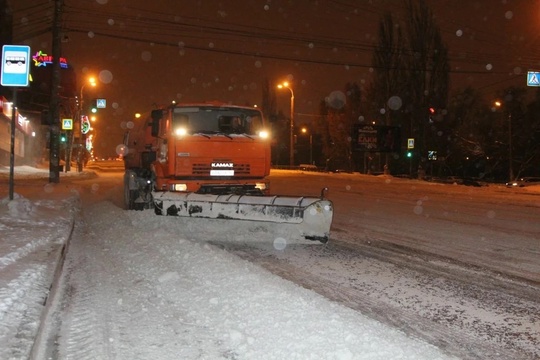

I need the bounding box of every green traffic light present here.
[407,152,412,158]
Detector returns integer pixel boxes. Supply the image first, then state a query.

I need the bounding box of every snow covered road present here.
[2,166,540,359]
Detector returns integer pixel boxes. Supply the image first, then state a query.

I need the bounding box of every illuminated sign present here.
[62,118,73,130]
[86,135,93,151]
[81,115,91,134]
[1,45,31,86]
[32,50,68,69]
[527,71,540,87]
[96,99,106,108]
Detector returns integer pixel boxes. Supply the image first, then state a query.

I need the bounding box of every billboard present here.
[352,124,401,153]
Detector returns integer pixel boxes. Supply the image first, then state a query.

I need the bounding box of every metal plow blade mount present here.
[153,192,333,243]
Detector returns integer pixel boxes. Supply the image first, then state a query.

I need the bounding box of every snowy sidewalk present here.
[0,190,78,359]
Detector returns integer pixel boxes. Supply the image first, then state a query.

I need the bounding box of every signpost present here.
[527,71,540,87]
[1,45,31,87]
[96,98,106,108]
[62,118,73,130]
[1,45,31,200]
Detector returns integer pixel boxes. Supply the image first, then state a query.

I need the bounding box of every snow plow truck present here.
[122,102,333,243]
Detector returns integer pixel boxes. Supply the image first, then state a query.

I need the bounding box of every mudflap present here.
[152,192,333,243]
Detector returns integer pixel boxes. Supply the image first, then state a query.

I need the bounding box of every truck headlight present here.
[255,182,268,191]
[175,127,187,137]
[171,184,188,191]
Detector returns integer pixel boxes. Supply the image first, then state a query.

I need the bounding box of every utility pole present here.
[508,113,513,182]
[48,0,63,183]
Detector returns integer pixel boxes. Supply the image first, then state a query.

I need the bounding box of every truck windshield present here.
[172,106,263,135]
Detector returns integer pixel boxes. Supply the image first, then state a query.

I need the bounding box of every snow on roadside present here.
[0,190,78,360]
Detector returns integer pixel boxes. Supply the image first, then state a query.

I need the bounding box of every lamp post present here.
[75,77,96,172]
[277,81,295,166]
[495,101,513,181]
[301,127,313,165]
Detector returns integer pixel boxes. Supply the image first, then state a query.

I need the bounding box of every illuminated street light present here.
[494,100,513,181]
[301,127,313,165]
[277,81,295,166]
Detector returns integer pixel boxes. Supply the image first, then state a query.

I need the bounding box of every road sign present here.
[81,116,90,134]
[407,138,415,149]
[62,118,73,130]
[1,45,31,87]
[527,71,540,87]
[96,98,106,108]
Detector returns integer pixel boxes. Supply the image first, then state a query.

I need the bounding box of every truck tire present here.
[125,187,138,210]
[124,170,138,210]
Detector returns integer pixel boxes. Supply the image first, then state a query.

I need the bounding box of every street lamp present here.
[494,100,513,181]
[301,127,313,165]
[277,81,295,166]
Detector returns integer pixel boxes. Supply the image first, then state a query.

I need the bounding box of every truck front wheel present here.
[125,187,139,210]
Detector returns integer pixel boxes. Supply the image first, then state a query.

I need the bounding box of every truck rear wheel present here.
[124,170,139,210]
[125,187,139,210]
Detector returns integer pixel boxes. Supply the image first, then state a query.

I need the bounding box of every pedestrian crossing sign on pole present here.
[527,71,540,87]
[96,98,106,108]
[62,118,73,130]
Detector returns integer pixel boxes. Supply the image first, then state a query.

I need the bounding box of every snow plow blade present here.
[153,192,333,243]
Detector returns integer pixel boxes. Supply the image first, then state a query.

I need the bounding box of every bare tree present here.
[403,0,450,168]
[369,0,450,176]
[371,12,405,125]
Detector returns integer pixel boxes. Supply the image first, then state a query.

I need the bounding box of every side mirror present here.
[122,130,129,146]
[150,109,162,137]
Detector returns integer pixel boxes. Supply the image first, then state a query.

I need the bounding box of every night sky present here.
[11,0,540,157]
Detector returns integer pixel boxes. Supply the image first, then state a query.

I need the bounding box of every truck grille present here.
[192,163,251,176]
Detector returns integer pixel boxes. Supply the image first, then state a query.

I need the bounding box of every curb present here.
[28,215,76,360]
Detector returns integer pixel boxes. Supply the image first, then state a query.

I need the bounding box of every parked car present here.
[505,177,540,187]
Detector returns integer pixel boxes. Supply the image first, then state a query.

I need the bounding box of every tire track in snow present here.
[220,241,540,360]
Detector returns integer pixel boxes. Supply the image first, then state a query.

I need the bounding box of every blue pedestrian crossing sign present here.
[527,71,540,87]
[1,45,31,87]
[96,98,106,108]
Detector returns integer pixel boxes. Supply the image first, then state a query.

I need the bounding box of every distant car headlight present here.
[258,130,269,139]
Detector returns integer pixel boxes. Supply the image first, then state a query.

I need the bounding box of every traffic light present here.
[428,107,435,123]
[90,99,98,113]
[60,132,67,143]
[407,151,413,158]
